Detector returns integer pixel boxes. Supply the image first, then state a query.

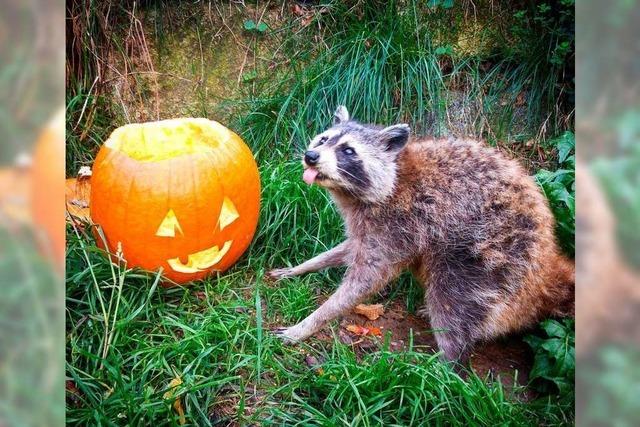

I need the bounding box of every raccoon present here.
[268,106,574,362]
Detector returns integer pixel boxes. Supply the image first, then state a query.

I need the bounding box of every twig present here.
[73,76,100,132]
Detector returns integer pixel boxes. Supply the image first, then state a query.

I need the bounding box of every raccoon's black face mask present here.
[302,106,410,203]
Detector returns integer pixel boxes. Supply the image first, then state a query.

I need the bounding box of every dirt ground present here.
[308,299,535,399]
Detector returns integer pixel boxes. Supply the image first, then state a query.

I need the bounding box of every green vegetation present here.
[66,1,575,425]
[524,319,575,399]
[536,131,575,256]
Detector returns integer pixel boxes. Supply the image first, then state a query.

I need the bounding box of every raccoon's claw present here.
[266,268,294,281]
[273,326,303,344]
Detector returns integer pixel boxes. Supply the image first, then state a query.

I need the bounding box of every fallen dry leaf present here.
[163,376,186,425]
[291,4,305,16]
[301,15,314,27]
[66,380,83,407]
[353,303,384,320]
[346,324,382,337]
[305,354,325,375]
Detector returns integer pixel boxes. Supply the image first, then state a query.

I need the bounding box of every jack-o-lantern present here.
[90,118,260,284]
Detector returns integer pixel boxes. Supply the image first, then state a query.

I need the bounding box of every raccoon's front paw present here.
[273,326,305,344]
[266,267,294,281]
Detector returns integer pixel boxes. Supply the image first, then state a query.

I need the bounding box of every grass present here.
[66,227,573,425]
[66,1,575,425]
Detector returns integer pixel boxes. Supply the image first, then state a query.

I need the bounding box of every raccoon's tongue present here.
[303,168,319,185]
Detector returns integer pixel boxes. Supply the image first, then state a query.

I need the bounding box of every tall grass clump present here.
[489,0,574,137]
[238,0,575,164]
[238,0,452,159]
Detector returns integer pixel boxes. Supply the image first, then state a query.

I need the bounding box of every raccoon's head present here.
[302,106,410,203]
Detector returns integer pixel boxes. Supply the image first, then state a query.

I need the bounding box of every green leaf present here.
[552,131,575,164]
[243,19,256,30]
[257,22,268,33]
[529,352,552,380]
[541,338,564,355]
[523,334,544,350]
[541,319,567,338]
[434,45,452,56]
[242,71,258,82]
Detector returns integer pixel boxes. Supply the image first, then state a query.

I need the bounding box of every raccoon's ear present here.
[334,106,350,124]
[379,124,410,153]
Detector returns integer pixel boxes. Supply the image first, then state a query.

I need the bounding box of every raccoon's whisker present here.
[337,167,366,186]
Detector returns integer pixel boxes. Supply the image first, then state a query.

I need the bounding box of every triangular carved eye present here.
[156,209,183,237]
[218,197,239,231]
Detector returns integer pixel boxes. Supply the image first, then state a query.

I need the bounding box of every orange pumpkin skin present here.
[90,119,260,284]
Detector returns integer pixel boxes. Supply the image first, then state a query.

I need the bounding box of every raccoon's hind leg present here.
[425,263,495,363]
[267,240,351,280]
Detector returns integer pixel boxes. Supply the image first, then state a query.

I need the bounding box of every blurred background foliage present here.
[0,1,64,426]
[576,0,640,425]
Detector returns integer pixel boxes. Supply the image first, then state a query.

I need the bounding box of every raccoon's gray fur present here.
[268,106,574,362]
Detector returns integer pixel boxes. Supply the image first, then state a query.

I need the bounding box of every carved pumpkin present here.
[90,118,260,284]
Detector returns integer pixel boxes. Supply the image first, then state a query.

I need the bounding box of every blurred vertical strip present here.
[0,0,64,426]
[576,0,640,424]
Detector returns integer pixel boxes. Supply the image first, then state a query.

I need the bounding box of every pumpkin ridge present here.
[120,158,142,263]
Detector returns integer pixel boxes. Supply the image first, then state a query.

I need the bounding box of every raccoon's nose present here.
[304,150,320,166]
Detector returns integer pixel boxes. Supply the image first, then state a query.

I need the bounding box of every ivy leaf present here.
[541,337,564,355]
[553,131,575,164]
[242,71,257,82]
[541,319,567,338]
[529,352,552,380]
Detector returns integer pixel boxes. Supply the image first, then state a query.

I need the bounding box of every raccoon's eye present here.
[316,136,328,146]
[342,146,355,156]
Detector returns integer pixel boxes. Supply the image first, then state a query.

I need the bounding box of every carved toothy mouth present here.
[167,240,232,273]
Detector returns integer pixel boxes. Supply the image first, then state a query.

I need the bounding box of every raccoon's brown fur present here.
[269,106,574,362]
